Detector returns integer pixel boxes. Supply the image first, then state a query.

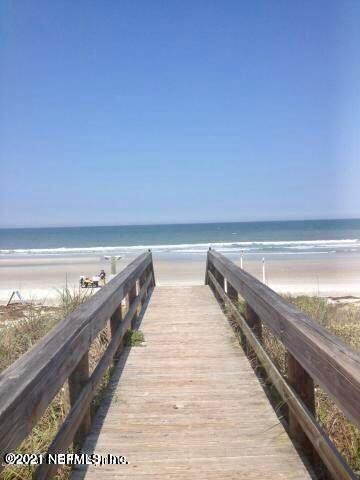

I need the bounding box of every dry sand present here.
[0,253,359,304]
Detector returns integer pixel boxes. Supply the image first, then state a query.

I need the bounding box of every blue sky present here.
[0,0,359,227]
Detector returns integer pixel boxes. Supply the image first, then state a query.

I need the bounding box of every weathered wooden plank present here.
[74,286,312,480]
[226,281,238,303]
[244,303,262,341]
[68,352,92,447]
[0,252,152,465]
[208,250,360,429]
[147,250,156,287]
[128,282,137,329]
[287,352,315,458]
[110,304,123,361]
[208,270,355,480]
[36,274,153,480]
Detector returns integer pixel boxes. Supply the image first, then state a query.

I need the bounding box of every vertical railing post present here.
[205,249,211,285]
[206,257,216,293]
[215,270,225,290]
[148,250,156,287]
[226,282,246,345]
[128,282,137,329]
[110,303,123,361]
[287,353,315,456]
[227,282,238,304]
[244,304,262,341]
[213,269,225,305]
[139,269,148,307]
[208,264,214,291]
[68,351,91,447]
[149,263,155,287]
[147,263,155,288]
[243,303,262,358]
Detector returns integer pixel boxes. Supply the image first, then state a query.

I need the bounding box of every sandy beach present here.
[0,252,359,304]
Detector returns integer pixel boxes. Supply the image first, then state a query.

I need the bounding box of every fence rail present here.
[206,249,360,480]
[1,249,359,480]
[0,251,155,479]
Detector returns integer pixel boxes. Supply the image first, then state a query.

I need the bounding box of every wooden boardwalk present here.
[2,251,358,479]
[73,286,312,479]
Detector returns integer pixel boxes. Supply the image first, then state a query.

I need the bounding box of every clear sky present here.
[0,0,359,227]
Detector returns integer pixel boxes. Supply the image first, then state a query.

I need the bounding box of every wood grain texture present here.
[287,353,315,458]
[110,304,124,361]
[208,250,360,429]
[72,286,312,480]
[208,270,355,480]
[36,275,153,480]
[68,351,92,447]
[128,283,137,329]
[0,252,152,465]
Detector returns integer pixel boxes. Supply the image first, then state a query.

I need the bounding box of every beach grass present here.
[0,288,112,480]
[286,296,360,475]
[237,295,360,474]
[124,329,145,346]
[1,292,360,478]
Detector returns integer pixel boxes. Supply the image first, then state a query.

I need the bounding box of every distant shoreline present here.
[1,252,360,304]
[1,220,359,304]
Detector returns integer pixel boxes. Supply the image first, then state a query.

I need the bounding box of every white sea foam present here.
[0,239,359,256]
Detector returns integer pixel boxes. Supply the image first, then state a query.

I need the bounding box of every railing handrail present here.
[206,249,360,479]
[206,249,360,429]
[0,251,155,475]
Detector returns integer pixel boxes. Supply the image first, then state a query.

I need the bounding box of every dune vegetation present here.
[1,292,359,478]
[0,288,111,480]
[239,295,360,475]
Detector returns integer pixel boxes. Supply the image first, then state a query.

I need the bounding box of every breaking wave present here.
[0,239,359,256]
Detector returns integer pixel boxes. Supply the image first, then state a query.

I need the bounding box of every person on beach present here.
[99,269,106,285]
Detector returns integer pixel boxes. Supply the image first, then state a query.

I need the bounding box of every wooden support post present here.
[215,271,225,290]
[227,282,246,343]
[68,352,91,448]
[144,265,151,292]
[110,304,123,361]
[243,303,262,359]
[151,263,155,286]
[149,263,155,287]
[214,270,225,305]
[139,270,148,307]
[227,282,238,304]
[128,283,137,329]
[205,247,211,286]
[206,262,214,291]
[147,250,156,287]
[209,264,215,290]
[287,353,315,457]
[244,303,262,341]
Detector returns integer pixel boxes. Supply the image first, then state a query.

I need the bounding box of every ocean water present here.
[0,219,360,258]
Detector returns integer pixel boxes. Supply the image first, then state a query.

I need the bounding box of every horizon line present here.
[1,216,360,230]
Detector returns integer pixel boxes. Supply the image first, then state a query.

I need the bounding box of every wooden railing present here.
[206,249,360,480]
[0,251,155,479]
